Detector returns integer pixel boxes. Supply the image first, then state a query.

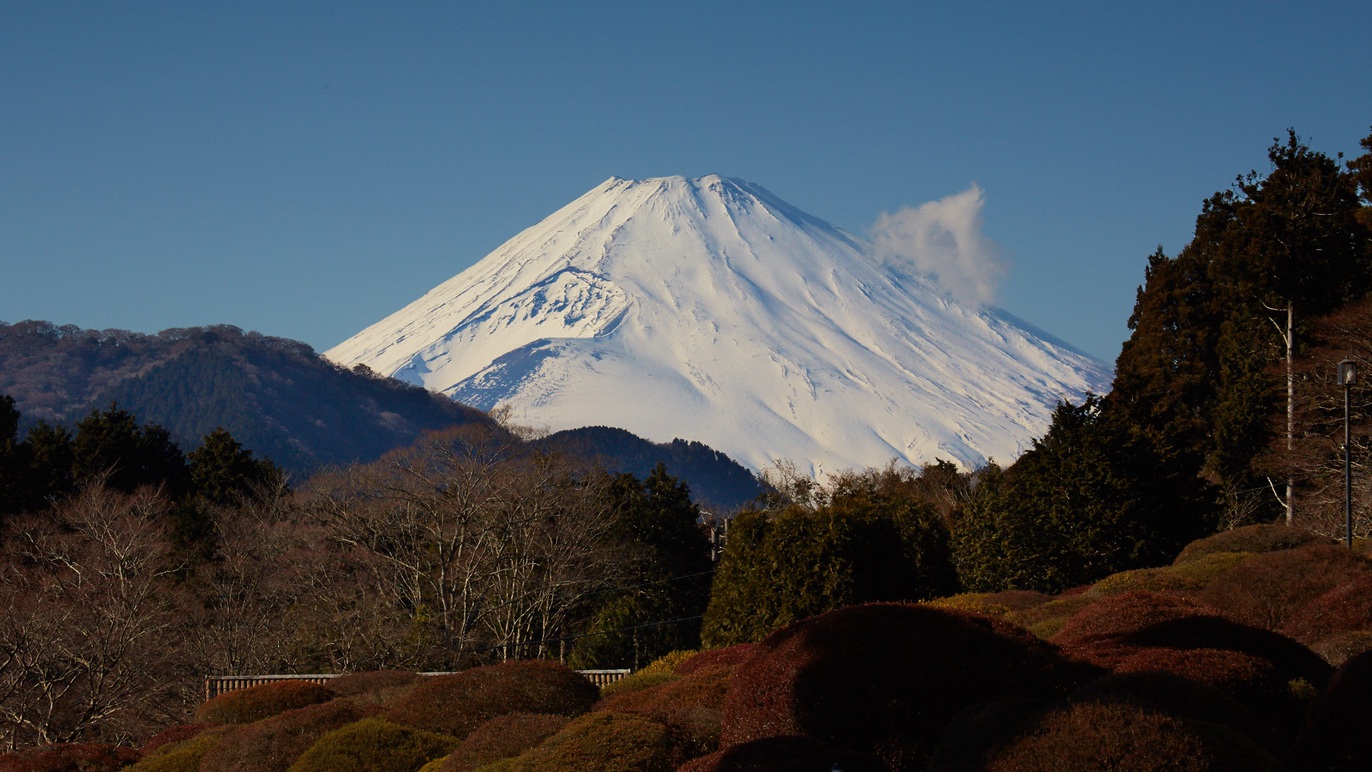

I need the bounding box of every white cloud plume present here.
[869,185,1007,307]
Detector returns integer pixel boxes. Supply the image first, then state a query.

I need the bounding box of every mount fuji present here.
[326,175,1112,477]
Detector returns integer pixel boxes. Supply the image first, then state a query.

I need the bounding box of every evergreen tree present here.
[188,427,282,507]
[72,405,189,497]
[950,396,1212,594]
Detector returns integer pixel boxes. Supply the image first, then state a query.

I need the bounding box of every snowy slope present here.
[326,175,1112,476]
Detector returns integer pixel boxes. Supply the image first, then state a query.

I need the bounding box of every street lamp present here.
[1339,360,1357,549]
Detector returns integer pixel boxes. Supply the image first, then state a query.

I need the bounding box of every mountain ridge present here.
[328,175,1113,476]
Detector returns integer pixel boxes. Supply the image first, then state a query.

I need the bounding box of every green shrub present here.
[199,699,375,772]
[196,681,337,725]
[382,660,597,739]
[978,701,1283,771]
[1004,593,1094,640]
[287,718,458,772]
[1173,523,1331,564]
[598,651,695,698]
[138,724,211,755]
[436,713,570,771]
[128,727,232,772]
[0,742,142,772]
[720,603,1094,770]
[487,712,676,772]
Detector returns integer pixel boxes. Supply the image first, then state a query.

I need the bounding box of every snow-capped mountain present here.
[326,175,1112,476]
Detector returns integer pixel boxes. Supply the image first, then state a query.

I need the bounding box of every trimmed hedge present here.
[138,724,211,755]
[1173,523,1331,564]
[481,712,676,772]
[1199,545,1372,632]
[196,681,337,725]
[1280,573,1372,658]
[674,644,757,677]
[1050,591,1215,646]
[720,603,1093,770]
[199,698,375,772]
[436,713,570,771]
[327,670,420,700]
[978,701,1283,771]
[382,659,598,739]
[680,735,885,772]
[287,718,458,772]
[127,727,232,772]
[0,742,141,772]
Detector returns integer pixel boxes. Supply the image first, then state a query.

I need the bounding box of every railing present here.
[204,667,632,701]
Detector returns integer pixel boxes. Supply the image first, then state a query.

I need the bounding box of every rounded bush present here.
[436,713,571,771]
[139,724,211,755]
[596,662,737,760]
[977,701,1283,771]
[1199,545,1372,632]
[674,644,757,677]
[1173,523,1331,564]
[1067,671,1271,752]
[1051,591,1215,646]
[287,718,458,772]
[1310,629,1372,666]
[680,735,885,772]
[1281,573,1372,652]
[327,670,420,699]
[720,603,1093,770]
[128,727,232,772]
[381,659,598,739]
[196,681,337,725]
[486,712,676,772]
[199,699,375,772]
[1292,648,1372,771]
[0,742,141,772]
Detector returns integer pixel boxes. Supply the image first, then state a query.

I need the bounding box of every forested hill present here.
[0,320,493,474]
[535,426,764,510]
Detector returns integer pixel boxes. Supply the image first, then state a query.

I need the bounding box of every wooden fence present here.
[204,668,632,701]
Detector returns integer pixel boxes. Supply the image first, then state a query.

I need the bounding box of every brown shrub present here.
[327,670,420,699]
[1069,670,1271,750]
[720,603,1094,770]
[1005,593,1094,639]
[1292,648,1372,771]
[485,712,676,772]
[287,718,457,772]
[679,735,885,772]
[381,659,598,739]
[199,699,375,772]
[673,644,757,676]
[1173,523,1331,564]
[1200,545,1372,631]
[595,663,737,759]
[195,681,337,725]
[436,713,570,771]
[1310,629,1372,666]
[0,743,141,772]
[979,702,1283,771]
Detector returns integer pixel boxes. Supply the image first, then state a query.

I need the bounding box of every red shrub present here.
[382,659,598,739]
[1051,591,1216,646]
[1173,523,1331,564]
[595,664,737,760]
[977,701,1283,771]
[198,699,375,772]
[1292,648,1372,771]
[680,735,884,772]
[1281,573,1372,651]
[138,724,210,755]
[674,644,758,677]
[1199,545,1372,631]
[195,680,337,725]
[720,603,1093,770]
[0,743,141,772]
[327,670,420,699]
[437,713,570,771]
[1067,671,1271,751]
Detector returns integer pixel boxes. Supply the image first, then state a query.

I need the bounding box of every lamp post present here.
[1339,360,1357,549]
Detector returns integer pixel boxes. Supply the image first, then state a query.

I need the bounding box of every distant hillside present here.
[0,320,492,474]
[536,425,764,511]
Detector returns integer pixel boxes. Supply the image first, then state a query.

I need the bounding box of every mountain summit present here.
[326,175,1111,475]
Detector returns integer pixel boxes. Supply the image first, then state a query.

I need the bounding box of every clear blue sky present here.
[3,2,1369,362]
